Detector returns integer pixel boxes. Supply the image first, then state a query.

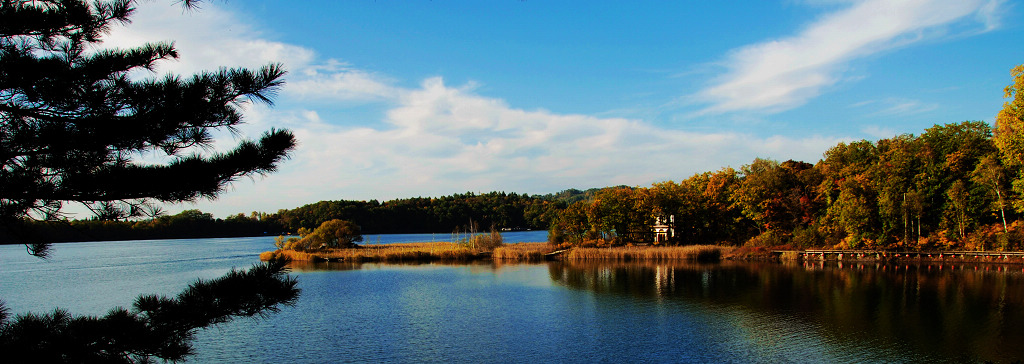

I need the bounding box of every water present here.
[2,236,1023,363]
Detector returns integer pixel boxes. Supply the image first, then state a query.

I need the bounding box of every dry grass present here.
[563,245,731,262]
[492,242,551,262]
[261,242,478,263]
[262,242,732,263]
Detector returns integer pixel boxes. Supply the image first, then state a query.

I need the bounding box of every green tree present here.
[1,0,295,229]
[731,158,784,233]
[971,155,1010,233]
[921,122,996,242]
[590,187,652,244]
[868,134,930,246]
[817,140,879,246]
[946,179,972,240]
[548,200,594,246]
[0,1,299,362]
[650,180,688,244]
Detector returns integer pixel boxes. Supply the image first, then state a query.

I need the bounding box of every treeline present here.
[0,190,608,244]
[272,188,618,233]
[0,210,287,243]
[276,192,553,233]
[550,121,1024,251]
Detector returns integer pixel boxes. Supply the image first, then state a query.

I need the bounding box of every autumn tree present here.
[703,168,745,243]
[287,219,363,250]
[995,64,1024,212]
[548,200,595,246]
[730,158,819,245]
[651,168,743,245]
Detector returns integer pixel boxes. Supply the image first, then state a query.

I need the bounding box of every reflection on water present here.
[6,236,1022,362]
[285,260,500,272]
[286,260,366,272]
[550,260,1024,363]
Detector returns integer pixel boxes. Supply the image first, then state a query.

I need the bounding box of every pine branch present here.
[0,260,299,363]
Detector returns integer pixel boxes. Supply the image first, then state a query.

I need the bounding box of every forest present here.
[550,121,1022,250]
[546,65,1024,251]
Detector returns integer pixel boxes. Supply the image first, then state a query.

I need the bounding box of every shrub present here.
[284,219,362,251]
[962,222,1024,251]
[459,229,504,252]
[791,224,824,248]
[745,230,786,247]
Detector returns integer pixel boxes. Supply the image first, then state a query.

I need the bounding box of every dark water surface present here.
[2,236,1023,363]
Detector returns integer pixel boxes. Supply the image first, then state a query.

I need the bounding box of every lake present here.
[2,234,1023,363]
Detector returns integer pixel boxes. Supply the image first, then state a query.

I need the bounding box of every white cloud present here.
[862,125,899,139]
[285,61,399,102]
[873,98,940,116]
[103,3,315,75]
[851,98,939,116]
[192,78,846,215]
[693,0,1002,115]
[99,1,849,217]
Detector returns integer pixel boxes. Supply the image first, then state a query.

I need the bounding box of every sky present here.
[97,0,1024,218]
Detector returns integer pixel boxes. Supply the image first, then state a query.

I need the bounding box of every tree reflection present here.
[549,261,1024,362]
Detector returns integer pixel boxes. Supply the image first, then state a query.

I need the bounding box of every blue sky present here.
[101,0,1022,217]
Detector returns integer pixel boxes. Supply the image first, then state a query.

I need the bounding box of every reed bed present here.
[492,242,551,262]
[261,242,478,263]
[563,245,730,262]
[261,242,732,263]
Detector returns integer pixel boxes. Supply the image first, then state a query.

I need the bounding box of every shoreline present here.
[261,243,729,263]
[774,249,1024,265]
[261,243,1024,266]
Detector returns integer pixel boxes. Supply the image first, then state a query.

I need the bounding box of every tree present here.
[871,134,923,245]
[0,1,299,362]
[650,168,743,245]
[817,141,879,246]
[946,180,972,240]
[548,200,594,246]
[995,65,1024,168]
[0,260,299,363]
[971,155,1010,233]
[920,122,996,241]
[590,187,652,244]
[995,64,1024,212]
[1,0,296,231]
[730,158,816,236]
